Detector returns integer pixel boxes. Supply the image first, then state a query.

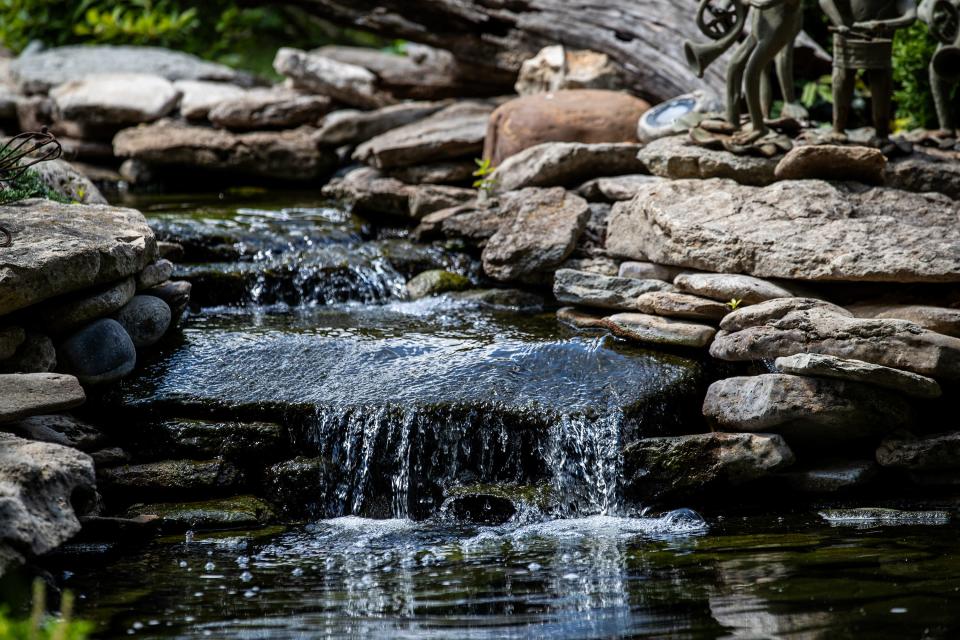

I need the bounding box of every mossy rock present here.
[124,495,275,531]
[405,269,471,300]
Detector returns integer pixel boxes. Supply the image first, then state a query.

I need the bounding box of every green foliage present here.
[892,21,952,130]
[0,579,92,640]
[472,158,497,194]
[726,298,743,312]
[0,147,69,205]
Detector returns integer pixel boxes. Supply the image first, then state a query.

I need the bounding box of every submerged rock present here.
[624,432,794,501]
[482,188,590,283]
[114,120,338,181]
[118,419,283,460]
[637,135,778,186]
[606,179,960,282]
[114,295,171,348]
[50,73,180,126]
[354,101,492,170]
[553,269,673,310]
[57,318,137,385]
[778,461,879,493]
[484,90,648,165]
[124,495,274,531]
[442,483,553,524]
[0,373,85,423]
[818,508,951,525]
[774,353,941,399]
[405,270,471,300]
[450,289,545,311]
[0,199,156,316]
[712,298,960,381]
[602,313,717,348]
[703,374,913,442]
[491,142,646,193]
[0,433,96,576]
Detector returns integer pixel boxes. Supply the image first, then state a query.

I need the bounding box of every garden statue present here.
[820,0,918,145]
[919,0,960,139]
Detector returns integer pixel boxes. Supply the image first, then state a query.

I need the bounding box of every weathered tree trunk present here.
[287,0,727,103]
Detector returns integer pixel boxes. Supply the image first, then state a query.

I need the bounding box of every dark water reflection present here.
[53,515,960,639]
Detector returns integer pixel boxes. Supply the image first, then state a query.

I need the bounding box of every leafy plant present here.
[0,579,92,640]
[892,21,955,130]
[726,298,743,311]
[472,158,498,195]
[0,131,68,206]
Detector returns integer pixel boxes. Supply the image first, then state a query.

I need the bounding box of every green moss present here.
[0,166,70,206]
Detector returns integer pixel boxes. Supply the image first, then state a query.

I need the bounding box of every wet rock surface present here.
[124,495,274,531]
[602,313,717,348]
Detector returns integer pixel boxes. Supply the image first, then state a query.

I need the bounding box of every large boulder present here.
[637,135,778,186]
[113,120,338,181]
[711,298,960,382]
[353,101,492,169]
[0,433,96,576]
[491,142,645,193]
[273,47,395,109]
[9,45,245,94]
[317,101,450,146]
[703,374,914,442]
[50,73,180,126]
[624,433,794,501]
[0,199,156,316]
[0,373,85,424]
[606,179,960,283]
[484,90,649,165]
[481,188,589,283]
[553,269,673,310]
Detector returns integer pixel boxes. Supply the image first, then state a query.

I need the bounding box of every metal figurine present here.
[919,0,960,136]
[820,0,918,143]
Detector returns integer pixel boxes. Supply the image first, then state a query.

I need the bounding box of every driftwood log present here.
[287,0,729,103]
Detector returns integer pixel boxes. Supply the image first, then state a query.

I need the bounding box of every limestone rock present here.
[273,47,395,109]
[634,291,729,322]
[637,135,777,186]
[0,326,24,360]
[606,178,960,283]
[98,459,243,495]
[0,199,157,315]
[774,353,941,399]
[174,80,246,120]
[354,102,492,170]
[388,161,475,185]
[774,145,886,184]
[491,142,645,193]
[57,318,137,385]
[114,120,337,181]
[137,259,174,290]
[482,188,589,283]
[405,270,471,300]
[0,433,96,575]
[778,461,879,493]
[577,175,665,202]
[712,298,960,381]
[10,45,244,94]
[885,151,960,200]
[485,90,648,165]
[207,88,333,131]
[556,306,607,329]
[322,166,411,217]
[618,261,687,283]
[0,372,84,423]
[553,269,673,310]
[316,101,450,147]
[674,273,796,305]
[114,295,171,348]
[39,277,136,335]
[624,432,794,500]
[877,431,960,470]
[703,374,914,442]
[431,202,508,242]
[515,46,625,95]
[602,312,717,348]
[30,159,107,205]
[8,414,105,451]
[848,303,960,338]
[0,333,56,374]
[50,73,179,126]
[407,184,475,219]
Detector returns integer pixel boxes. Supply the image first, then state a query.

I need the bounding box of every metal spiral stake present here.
[0,129,64,248]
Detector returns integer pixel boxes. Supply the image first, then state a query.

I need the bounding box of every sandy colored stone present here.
[637,135,778,186]
[634,291,729,322]
[491,142,645,193]
[774,145,886,184]
[602,312,716,348]
[774,353,941,399]
[0,373,85,424]
[553,269,674,310]
[674,273,797,305]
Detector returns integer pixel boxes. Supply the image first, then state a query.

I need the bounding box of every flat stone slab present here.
[674,273,796,305]
[114,120,337,181]
[124,495,274,531]
[175,80,247,120]
[775,353,942,399]
[634,291,729,322]
[553,269,673,310]
[624,432,794,500]
[274,47,395,110]
[97,459,243,494]
[818,508,951,526]
[317,101,450,146]
[556,306,607,329]
[51,73,180,126]
[0,373,85,424]
[876,431,960,471]
[848,303,960,338]
[491,142,645,193]
[10,45,243,94]
[0,199,156,315]
[577,175,665,202]
[602,312,716,348]
[703,374,913,442]
[618,261,687,282]
[606,178,960,283]
[207,88,333,131]
[354,101,492,170]
[637,135,778,186]
[712,298,960,382]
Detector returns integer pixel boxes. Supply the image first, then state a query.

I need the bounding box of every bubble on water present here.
[562,573,579,580]
[291,567,304,577]
[240,571,253,582]
[193,592,203,597]
[132,621,144,630]
[204,562,216,571]
[244,590,256,598]
[891,607,908,614]
[178,560,188,568]
[661,508,708,532]
[527,562,542,571]
[185,530,195,543]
